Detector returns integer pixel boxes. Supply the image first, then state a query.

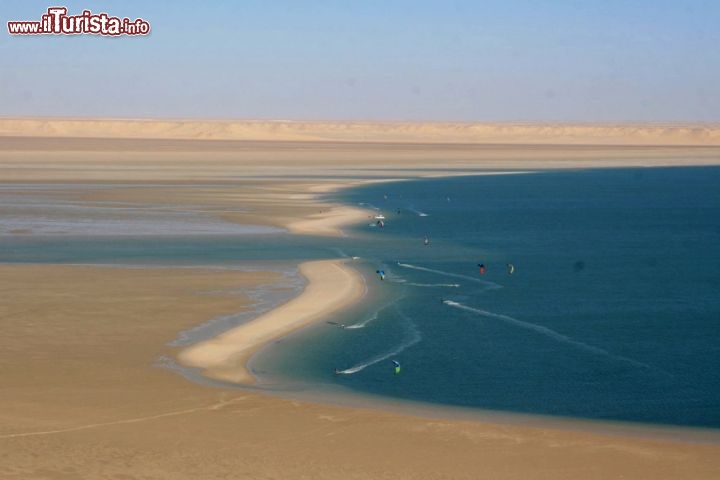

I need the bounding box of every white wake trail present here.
[337,309,421,375]
[443,300,657,371]
[344,298,403,330]
[345,311,378,329]
[396,262,502,290]
[406,207,429,217]
[358,202,381,211]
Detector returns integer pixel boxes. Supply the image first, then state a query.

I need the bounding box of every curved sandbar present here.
[178,259,365,384]
[286,205,373,236]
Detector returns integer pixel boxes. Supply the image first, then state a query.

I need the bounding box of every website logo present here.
[8,7,150,36]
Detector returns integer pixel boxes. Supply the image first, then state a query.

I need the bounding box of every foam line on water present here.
[388,277,461,288]
[336,307,421,374]
[345,311,378,330]
[443,300,658,372]
[345,297,403,330]
[396,262,501,290]
[406,206,429,217]
[358,202,380,211]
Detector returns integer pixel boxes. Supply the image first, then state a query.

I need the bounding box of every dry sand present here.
[178,259,366,384]
[286,205,376,236]
[1,120,720,479]
[2,117,720,145]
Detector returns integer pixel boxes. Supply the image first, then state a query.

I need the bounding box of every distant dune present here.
[1,117,719,145]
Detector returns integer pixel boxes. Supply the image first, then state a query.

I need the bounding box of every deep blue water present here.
[258,167,720,428]
[3,166,719,428]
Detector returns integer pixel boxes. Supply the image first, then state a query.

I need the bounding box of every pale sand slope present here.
[1,265,718,480]
[2,117,720,145]
[286,205,377,236]
[179,259,365,384]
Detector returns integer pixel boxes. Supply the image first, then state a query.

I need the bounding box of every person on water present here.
[478,263,486,275]
[424,236,430,246]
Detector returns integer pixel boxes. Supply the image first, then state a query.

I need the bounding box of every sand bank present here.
[1,264,718,479]
[2,117,720,145]
[178,259,365,384]
[286,205,375,236]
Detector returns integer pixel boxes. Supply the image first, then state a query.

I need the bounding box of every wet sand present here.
[1,124,720,478]
[178,259,366,384]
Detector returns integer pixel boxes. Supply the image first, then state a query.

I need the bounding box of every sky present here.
[1,0,719,122]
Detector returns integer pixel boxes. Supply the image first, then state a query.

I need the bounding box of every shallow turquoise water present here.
[3,166,719,428]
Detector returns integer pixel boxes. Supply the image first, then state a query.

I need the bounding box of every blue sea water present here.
[3,166,719,428]
[256,167,720,428]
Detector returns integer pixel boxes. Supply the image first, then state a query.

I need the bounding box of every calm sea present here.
[258,167,720,428]
[3,167,719,428]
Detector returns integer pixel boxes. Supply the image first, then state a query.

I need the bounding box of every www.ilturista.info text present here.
[8,7,150,36]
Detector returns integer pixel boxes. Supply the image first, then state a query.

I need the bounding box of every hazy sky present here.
[2,0,719,122]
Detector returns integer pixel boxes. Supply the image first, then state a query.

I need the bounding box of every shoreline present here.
[177,167,720,440]
[178,259,366,384]
[2,259,717,480]
[285,204,376,236]
[3,136,720,477]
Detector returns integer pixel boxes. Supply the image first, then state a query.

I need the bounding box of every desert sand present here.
[2,117,720,145]
[1,120,720,479]
[179,259,366,384]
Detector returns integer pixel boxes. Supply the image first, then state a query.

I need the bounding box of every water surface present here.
[3,167,719,428]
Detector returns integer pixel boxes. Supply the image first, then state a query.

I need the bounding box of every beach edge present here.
[177,258,366,384]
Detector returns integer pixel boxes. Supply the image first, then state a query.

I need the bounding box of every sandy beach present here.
[1,265,719,480]
[178,259,366,384]
[2,120,720,479]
